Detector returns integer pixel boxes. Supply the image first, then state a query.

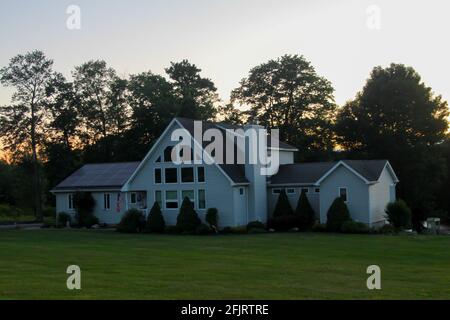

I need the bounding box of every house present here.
[51,117,399,228]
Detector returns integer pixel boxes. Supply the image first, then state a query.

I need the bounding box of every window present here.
[104,193,111,210]
[154,168,162,184]
[155,191,162,208]
[239,188,245,196]
[286,188,295,194]
[314,188,320,194]
[272,189,282,195]
[198,189,206,209]
[197,167,205,182]
[339,187,348,202]
[182,190,195,206]
[181,167,194,183]
[165,168,178,183]
[68,194,74,210]
[165,191,178,209]
[301,188,309,194]
[130,193,137,204]
[164,146,174,162]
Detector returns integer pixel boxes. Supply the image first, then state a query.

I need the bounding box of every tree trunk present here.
[30,100,43,222]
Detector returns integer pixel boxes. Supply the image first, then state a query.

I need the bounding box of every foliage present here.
[146,202,166,233]
[176,197,201,234]
[377,224,396,235]
[73,192,96,228]
[42,207,56,217]
[195,223,213,235]
[57,212,71,227]
[117,209,145,233]
[268,215,301,232]
[232,54,336,160]
[295,190,316,230]
[246,221,266,231]
[165,225,181,234]
[326,197,352,232]
[385,200,412,230]
[205,208,219,229]
[340,221,370,234]
[272,190,294,218]
[312,222,327,232]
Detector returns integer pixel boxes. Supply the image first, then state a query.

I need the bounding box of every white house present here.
[51,117,399,228]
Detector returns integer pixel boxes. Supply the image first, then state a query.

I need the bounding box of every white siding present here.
[369,166,396,226]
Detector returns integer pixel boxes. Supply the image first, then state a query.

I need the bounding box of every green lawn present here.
[0,229,449,300]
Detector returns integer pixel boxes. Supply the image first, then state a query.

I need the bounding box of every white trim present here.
[130,192,137,204]
[68,193,75,211]
[383,161,400,183]
[338,187,348,203]
[51,188,121,193]
[164,190,179,210]
[197,189,207,210]
[196,166,206,184]
[154,190,162,208]
[315,161,371,185]
[103,193,111,211]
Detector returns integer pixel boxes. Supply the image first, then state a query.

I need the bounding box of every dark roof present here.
[270,160,389,185]
[52,162,140,191]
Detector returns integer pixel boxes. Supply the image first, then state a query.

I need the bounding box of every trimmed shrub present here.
[73,192,97,228]
[195,223,212,235]
[246,221,265,231]
[385,200,412,230]
[326,197,352,232]
[295,190,315,230]
[176,197,201,234]
[312,222,327,232]
[146,202,166,233]
[57,212,71,227]
[205,208,219,230]
[268,215,301,231]
[341,221,370,234]
[272,190,294,218]
[117,209,145,233]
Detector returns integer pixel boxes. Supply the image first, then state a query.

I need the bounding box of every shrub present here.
[248,227,267,234]
[268,215,301,231]
[246,221,265,231]
[165,225,181,234]
[385,200,412,230]
[377,224,396,234]
[84,215,99,229]
[176,197,201,234]
[146,202,165,233]
[341,221,370,234]
[117,209,145,233]
[195,223,212,235]
[221,226,247,234]
[73,192,97,228]
[326,197,352,232]
[272,190,294,218]
[295,190,315,230]
[42,207,56,217]
[57,212,71,227]
[205,208,219,230]
[312,222,327,232]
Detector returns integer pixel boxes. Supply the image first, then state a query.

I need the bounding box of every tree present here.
[166,60,218,120]
[272,190,294,218]
[385,200,412,230]
[335,64,449,231]
[176,197,201,233]
[146,202,166,233]
[232,54,336,160]
[295,190,315,230]
[326,197,351,232]
[217,103,244,125]
[0,50,54,220]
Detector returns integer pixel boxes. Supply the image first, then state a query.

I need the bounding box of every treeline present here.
[0,51,449,230]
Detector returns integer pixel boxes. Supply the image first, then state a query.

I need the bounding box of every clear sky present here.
[0,0,449,107]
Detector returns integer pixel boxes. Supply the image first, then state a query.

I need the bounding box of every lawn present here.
[0,229,449,300]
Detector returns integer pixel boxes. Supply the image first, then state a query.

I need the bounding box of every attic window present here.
[339,187,348,202]
[272,189,282,195]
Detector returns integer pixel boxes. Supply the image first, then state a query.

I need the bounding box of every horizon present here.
[1,0,450,109]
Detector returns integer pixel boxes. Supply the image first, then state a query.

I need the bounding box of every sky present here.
[0,0,449,107]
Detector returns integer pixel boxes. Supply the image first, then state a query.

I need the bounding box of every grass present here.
[0,229,449,300]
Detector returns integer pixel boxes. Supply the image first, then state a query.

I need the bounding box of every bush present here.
[248,227,267,234]
[341,221,370,234]
[385,200,412,230]
[57,212,71,227]
[326,197,352,232]
[42,207,56,217]
[312,222,327,232]
[295,190,315,230]
[165,225,181,234]
[377,224,396,234]
[73,192,97,228]
[146,202,165,233]
[176,197,201,234]
[205,208,219,230]
[246,221,265,231]
[272,190,294,218]
[268,215,301,231]
[195,223,212,235]
[221,226,247,234]
[117,209,145,233]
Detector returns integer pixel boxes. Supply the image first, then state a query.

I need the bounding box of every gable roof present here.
[269,160,397,186]
[52,162,140,192]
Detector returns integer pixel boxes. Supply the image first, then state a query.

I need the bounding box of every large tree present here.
[335,63,449,230]
[232,54,337,160]
[165,60,218,120]
[0,50,54,220]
